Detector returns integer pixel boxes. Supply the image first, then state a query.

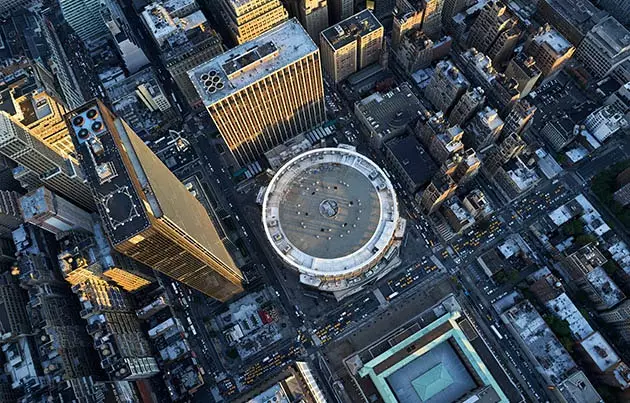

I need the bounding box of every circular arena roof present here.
[262,148,399,279]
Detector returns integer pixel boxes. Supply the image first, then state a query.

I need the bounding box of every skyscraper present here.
[328,0,353,23]
[320,10,384,83]
[218,0,289,44]
[11,89,76,161]
[598,0,630,26]
[0,112,94,211]
[67,100,244,302]
[391,0,423,50]
[58,0,109,43]
[0,191,21,238]
[190,19,325,166]
[504,54,541,97]
[424,60,469,115]
[448,87,485,126]
[298,0,329,40]
[576,16,630,79]
[141,2,225,108]
[525,25,575,78]
[421,0,445,37]
[19,187,94,236]
[468,1,519,60]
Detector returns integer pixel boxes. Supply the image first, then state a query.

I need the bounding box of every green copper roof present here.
[412,363,454,401]
[358,311,509,403]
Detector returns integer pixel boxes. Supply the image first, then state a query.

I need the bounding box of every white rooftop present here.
[189,19,317,107]
[580,331,620,372]
[504,301,576,384]
[586,266,625,308]
[262,147,399,279]
[545,293,593,340]
[534,28,573,54]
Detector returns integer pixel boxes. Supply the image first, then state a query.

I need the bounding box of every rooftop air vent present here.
[78,128,90,139]
[86,109,98,119]
[73,116,84,126]
[204,70,223,94]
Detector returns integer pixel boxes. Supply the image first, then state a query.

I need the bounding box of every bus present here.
[490,324,504,340]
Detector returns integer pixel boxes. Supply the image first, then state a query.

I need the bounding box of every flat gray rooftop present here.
[188,19,317,107]
[278,162,380,259]
[321,9,382,51]
[263,148,399,277]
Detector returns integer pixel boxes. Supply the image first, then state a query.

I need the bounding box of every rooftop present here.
[357,311,509,403]
[586,16,630,56]
[385,136,437,189]
[321,9,382,51]
[511,53,542,78]
[67,103,150,245]
[355,83,422,136]
[533,26,573,54]
[579,331,620,372]
[545,293,594,340]
[435,60,469,87]
[543,0,607,36]
[503,300,576,384]
[247,383,289,403]
[558,371,603,403]
[462,49,497,83]
[19,187,53,221]
[189,19,317,106]
[585,266,625,308]
[262,148,399,277]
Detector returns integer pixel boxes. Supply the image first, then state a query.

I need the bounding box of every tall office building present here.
[0,271,30,342]
[468,1,519,59]
[599,300,630,344]
[424,60,469,115]
[320,9,384,83]
[422,0,445,37]
[0,112,94,211]
[328,0,353,23]
[576,17,630,79]
[526,25,575,78]
[464,106,504,149]
[504,53,541,97]
[141,2,225,108]
[449,87,485,126]
[218,0,289,44]
[395,31,452,73]
[501,99,536,136]
[0,191,21,238]
[0,0,35,13]
[417,113,465,163]
[58,248,159,381]
[536,0,607,46]
[67,100,244,302]
[299,0,329,40]
[599,0,630,26]
[41,10,86,109]
[488,25,521,66]
[420,172,457,213]
[190,20,325,166]
[391,0,423,49]
[11,89,75,161]
[483,133,526,174]
[442,0,467,26]
[58,0,109,43]
[19,187,94,236]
